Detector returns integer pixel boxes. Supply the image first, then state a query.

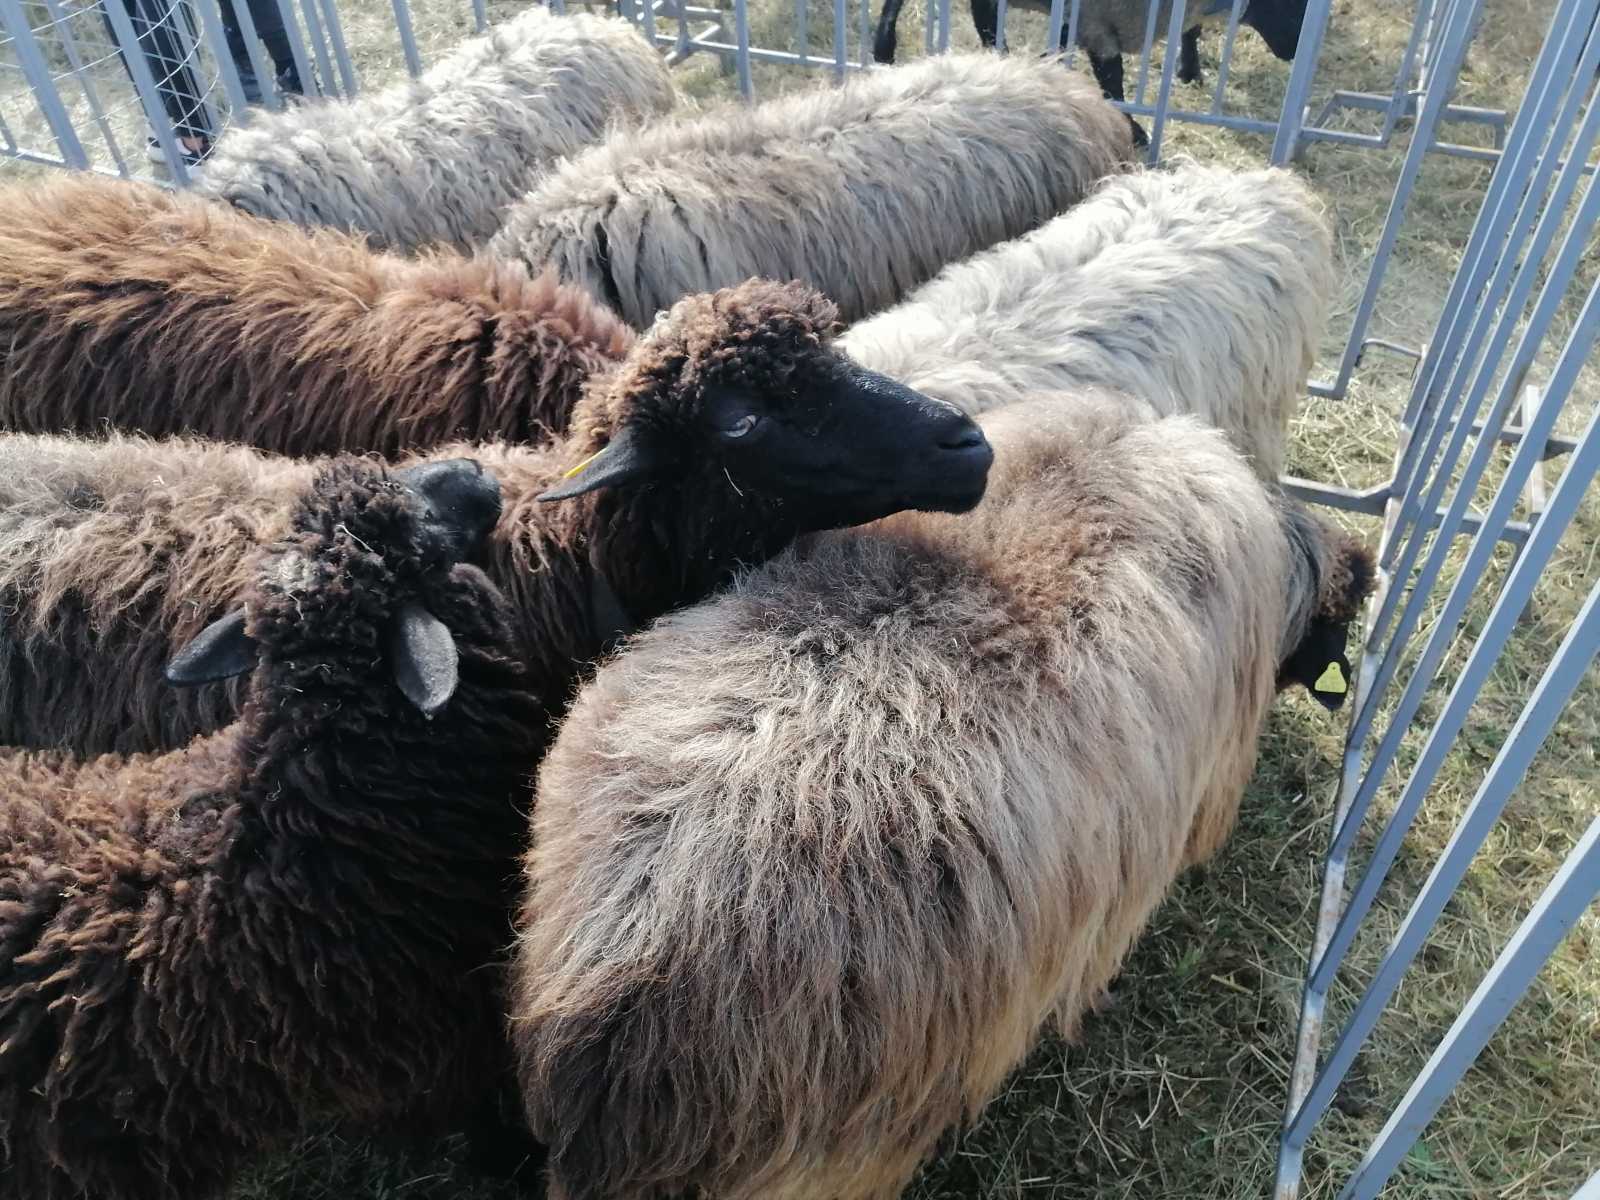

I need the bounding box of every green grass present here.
[4,0,1595,1193]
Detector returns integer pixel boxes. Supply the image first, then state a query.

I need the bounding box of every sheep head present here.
[1277,512,1378,710]
[540,279,994,531]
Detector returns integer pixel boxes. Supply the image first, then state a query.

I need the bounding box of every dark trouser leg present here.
[247,0,303,93]
[1179,25,1201,83]
[103,0,212,141]
[971,0,999,47]
[217,0,263,104]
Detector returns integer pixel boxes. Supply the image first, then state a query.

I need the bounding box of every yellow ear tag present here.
[562,451,600,480]
[1314,661,1348,695]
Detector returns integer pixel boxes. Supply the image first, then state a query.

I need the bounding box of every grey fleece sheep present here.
[195,8,676,252]
[512,393,1376,1200]
[840,161,1333,479]
[489,52,1135,327]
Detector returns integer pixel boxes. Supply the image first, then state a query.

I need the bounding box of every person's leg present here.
[246,0,303,94]
[102,0,212,154]
[218,0,265,105]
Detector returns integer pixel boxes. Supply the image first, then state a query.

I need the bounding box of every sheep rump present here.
[841,161,1333,478]
[0,174,634,457]
[196,8,676,252]
[490,53,1135,327]
[513,393,1374,1200]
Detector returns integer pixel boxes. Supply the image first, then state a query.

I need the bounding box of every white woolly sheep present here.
[840,161,1334,479]
[195,8,676,252]
[489,52,1135,327]
[512,392,1375,1200]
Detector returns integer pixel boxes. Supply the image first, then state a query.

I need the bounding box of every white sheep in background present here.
[490,52,1135,327]
[196,8,676,252]
[841,161,1333,479]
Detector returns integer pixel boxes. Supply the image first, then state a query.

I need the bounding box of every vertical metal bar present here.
[1062,0,1079,67]
[923,0,934,53]
[993,0,1006,51]
[673,0,689,57]
[0,0,90,167]
[1386,4,1600,528]
[191,0,250,118]
[1130,0,1161,105]
[272,0,315,97]
[1574,1169,1600,1200]
[857,0,867,66]
[1339,807,1600,1200]
[832,0,846,78]
[470,0,486,34]
[1316,0,1483,381]
[0,108,18,156]
[1044,0,1065,52]
[166,0,220,141]
[1376,0,1434,141]
[1283,389,1600,1151]
[1344,270,1600,859]
[1210,0,1245,114]
[390,0,421,76]
[936,0,948,52]
[733,0,752,96]
[795,0,807,64]
[640,0,655,50]
[228,0,282,109]
[1268,0,1334,163]
[314,0,355,94]
[39,0,133,168]
[101,0,192,181]
[1363,150,1600,690]
[296,0,338,97]
[1144,0,1187,163]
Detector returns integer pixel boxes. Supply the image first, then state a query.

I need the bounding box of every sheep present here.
[0,279,993,759]
[839,161,1333,480]
[193,7,676,253]
[0,455,558,1200]
[871,0,1311,109]
[0,174,634,458]
[488,53,1136,329]
[511,392,1376,1200]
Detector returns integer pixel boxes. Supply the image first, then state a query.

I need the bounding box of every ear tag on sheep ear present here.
[537,427,656,502]
[165,609,257,686]
[1309,657,1351,711]
[389,601,459,717]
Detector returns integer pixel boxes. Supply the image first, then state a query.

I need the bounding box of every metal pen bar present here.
[39,0,133,169]
[1145,0,1188,162]
[0,0,90,167]
[1340,268,1600,862]
[1267,0,1335,163]
[1045,0,1065,54]
[994,0,1007,51]
[190,0,250,119]
[1340,803,1600,1200]
[314,0,356,94]
[272,0,316,97]
[228,0,282,109]
[471,0,486,34]
[391,0,421,76]
[1210,0,1245,114]
[1284,366,1600,1147]
[857,0,868,67]
[795,0,807,65]
[296,0,339,97]
[937,0,948,52]
[99,0,191,181]
[1131,0,1161,106]
[1574,1169,1600,1200]
[733,0,752,96]
[833,0,846,79]
[166,0,221,140]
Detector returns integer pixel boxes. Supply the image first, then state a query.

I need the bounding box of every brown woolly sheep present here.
[0,456,550,1200]
[0,279,992,758]
[0,174,633,458]
[512,392,1375,1200]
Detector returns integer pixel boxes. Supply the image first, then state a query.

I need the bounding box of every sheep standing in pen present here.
[489,53,1135,328]
[840,161,1333,479]
[0,175,633,457]
[512,393,1375,1200]
[194,8,676,252]
[0,279,992,759]
[0,456,557,1200]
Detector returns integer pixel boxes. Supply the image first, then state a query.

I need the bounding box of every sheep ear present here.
[389,601,459,716]
[1309,654,1352,711]
[165,610,257,686]
[537,428,656,502]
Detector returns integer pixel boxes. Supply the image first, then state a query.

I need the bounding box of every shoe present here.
[145,136,211,168]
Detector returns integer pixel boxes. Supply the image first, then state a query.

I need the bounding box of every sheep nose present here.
[937,423,987,452]
[394,458,503,557]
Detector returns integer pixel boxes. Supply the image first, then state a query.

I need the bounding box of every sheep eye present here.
[720,413,762,439]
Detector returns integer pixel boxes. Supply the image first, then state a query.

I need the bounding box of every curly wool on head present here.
[511,393,1376,1200]
[0,457,547,1200]
[490,53,1135,328]
[0,280,989,758]
[195,8,676,253]
[842,161,1334,479]
[0,173,634,458]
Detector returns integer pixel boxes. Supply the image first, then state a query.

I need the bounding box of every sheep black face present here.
[1277,523,1377,711]
[1242,0,1312,61]
[167,458,504,716]
[540,279,994,530]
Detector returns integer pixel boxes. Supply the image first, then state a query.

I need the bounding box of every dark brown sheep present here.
[0,456,549,1200]
[0,279,993,759]
[0,174,633,457]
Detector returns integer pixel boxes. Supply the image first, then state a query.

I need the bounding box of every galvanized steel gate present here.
[0,0,1595,1191]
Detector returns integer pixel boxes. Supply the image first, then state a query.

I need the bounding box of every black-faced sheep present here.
[872,0,1311,107]
[488,53,1136,328]
[0,174,633,458]
[840,161,1333,479]
[512,393,1375,1200]
[0,279,992,759]
[194,7,676,253]
[0,456,550,1200]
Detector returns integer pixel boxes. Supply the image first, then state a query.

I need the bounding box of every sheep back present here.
[195,9,677,252]
[840,161,1333,479]
[492,53,1135,327]
[0,175,636,456]
[514,394,1292,1200]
